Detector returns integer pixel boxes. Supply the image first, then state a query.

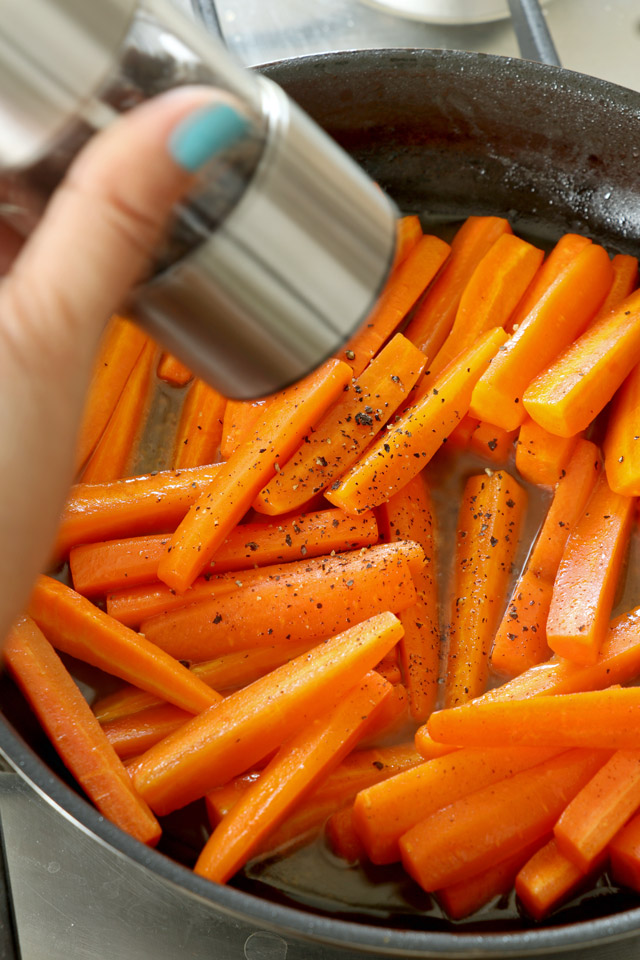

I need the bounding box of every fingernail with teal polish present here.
[169,103,249,172]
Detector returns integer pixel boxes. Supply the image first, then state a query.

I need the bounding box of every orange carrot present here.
[428,233,543,379]
[469,243,613,431]
[193,672,391,882]
[326,806,365,862]
[378,473,439,720]
[546,473,634,665]
[610,812,640,892]
[404,216,512,358]
[75,316,148,473]
[326,327,508,515]
[156,352,192,386]
[468,421,518,464]
[129,611,404,815]
[4,616,160,846]
[102,702,191,759]
[399,749,607,892]
[81,341,156,484]
[27,575,220,715]
[158,358,352,593]
[106,571,247,628]
[591,253,638,323]
[523,289,640,437]
[220,398,270,460]
[393,215,423,268]
[515,417,580,487]
[491,439,602,677]
[554,749,640,873]
[444,470,527,706]
[173,379,226,469]
[604,361,640,496]
[516,838,606,921]
[255,334,427,515]
[337,235,449,376]
[446,414,479,452]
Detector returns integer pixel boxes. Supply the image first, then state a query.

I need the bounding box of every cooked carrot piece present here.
[428,233,543,379]
[27,575,220,715]
[468,421,518,464]
[129,611,404,815]
[404,216,512,358]
[523,289,640,437]
[158,358,352,593]
[393,215,423,267]
[554,749,640,873]
[446,414,479,452]
[106,571,246,628]
[81,341,156,484]
[337,235,449,376]
[220,398,270,460]
[326,327,507,516]
[491,439,602,677]
[546,473,634,665]
[75,316,148,474]
[444,471,527,706]
[326,805,366,862]
[590,253,638,323]
[194,672,390,882]
[604,361,640,496]
[515,417,580,487]
[255,334,427,515]
[469,243,613,431]
[4,616,161,846]
[374,655,403,686]
[156,352,192,386]
[357,681,410,747]
[515,838,606,921]
[610,812,640,892]
[102,702,191,759]
[399,749,607,892]
[173,379,226,469]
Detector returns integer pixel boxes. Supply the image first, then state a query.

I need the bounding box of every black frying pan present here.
[2,46,640,960]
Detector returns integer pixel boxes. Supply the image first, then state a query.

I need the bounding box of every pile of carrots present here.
[7,211,640,925]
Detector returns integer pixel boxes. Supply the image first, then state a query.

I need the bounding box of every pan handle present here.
[506,0,561,67]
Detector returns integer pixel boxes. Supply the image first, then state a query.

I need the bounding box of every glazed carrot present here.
[393,215,423,267]
[194,672,391,882]
[156,352,192,386]
[468,421,518,464]
[337,235,450,376]
[427,233,543,379]
[4,616,161,846]
[326,327,508,515]
[173,379,226,469]
[554,750,640,873]
[604,360,640,496]
[220,398,270,460]
[255,334,427,515]
[523,289,640,437]
[106,571,247,628]
[378,473,440,720]
[374,655,402,686]
[444,470,527,706]
[515,417,579,486]
[129,611,404,814]
[353,746,559,865]
[54,463,222,561]
[491,439,602,677]
[515,839,604,921]
[399,749,607,892]
[158,358,352,593]
[469,243,613,431]
[446,414,478,452]
[27,576,220,715]
[591,253,638,323]
[546,473,634,665]
[357,682,410,747]
[404,216,512,358]
[102,702,192,759]
[326,806,365,862]
[428,687,640,750]
[610,812,640,892]
[75,316,148,473]
[81,341,156,484]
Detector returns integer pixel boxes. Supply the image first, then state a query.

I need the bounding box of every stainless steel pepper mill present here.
[0,0,396,398]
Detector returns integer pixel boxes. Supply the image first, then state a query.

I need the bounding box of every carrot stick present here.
[4,616,161,846]
[193,672,391,882]
[336,235,450,376]
[220,398,270,460]
[326,327,508,516]
[515,838,606,921]
[129,611,404,815]
[554,749,640,873]
[591,253,638,323]
[326,806,365,862]
[173,379,226,469]
[604,361,640,496]
[469,421,518,463]
[54,463,222,561]
[106,571,247,628]
[156,352,192,386]
[352,746,559,865]
[546,473,634,665]
[491,439,602,677]
[378,473,440,720]
[610,811,640,892]
[399,749,608,892]
[446,414,479,452]
[523,289,640,437]
[27,575,220,715]
[427,233,543,379]
[255,334,427,515]
[80,341,156,484]
[515,417,580,487]
[75,316,148,474]
[428,687,640,750]
[158,358,352,593]
[393,215,423,266]
[444,470,527,706]
[469,243,613,431]
[404,216,512,358]
[102,702,192,759]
